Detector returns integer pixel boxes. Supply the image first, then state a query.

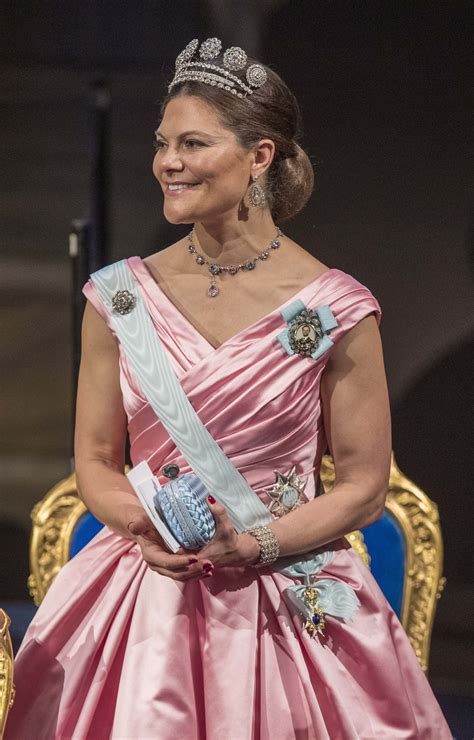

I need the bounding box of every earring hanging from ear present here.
[248,174,266,208]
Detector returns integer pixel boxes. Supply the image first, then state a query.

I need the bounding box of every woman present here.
[8,39,450,739]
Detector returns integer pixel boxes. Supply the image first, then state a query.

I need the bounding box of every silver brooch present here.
[267,466,309,518]
[288,308,324,357]
[112,289,136,315]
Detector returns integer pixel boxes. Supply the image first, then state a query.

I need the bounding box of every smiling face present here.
[153,95,255,225]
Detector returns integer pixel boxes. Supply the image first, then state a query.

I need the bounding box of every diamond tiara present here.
[168,38,268,99]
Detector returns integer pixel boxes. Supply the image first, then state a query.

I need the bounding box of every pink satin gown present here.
[7,259,451,739]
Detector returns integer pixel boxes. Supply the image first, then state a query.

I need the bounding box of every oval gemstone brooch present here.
[288,308,324,357]
[276,299,338,361]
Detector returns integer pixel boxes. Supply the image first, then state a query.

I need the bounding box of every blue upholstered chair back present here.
[361,514,405,616]
[69,513,103,559]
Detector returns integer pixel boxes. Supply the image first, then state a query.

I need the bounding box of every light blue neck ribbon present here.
[90,260,272,533]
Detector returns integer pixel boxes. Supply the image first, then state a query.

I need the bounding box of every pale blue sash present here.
[91,261,360,626]
[90,260,272,532]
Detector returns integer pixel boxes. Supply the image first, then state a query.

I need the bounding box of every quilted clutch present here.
[153,472,216,550]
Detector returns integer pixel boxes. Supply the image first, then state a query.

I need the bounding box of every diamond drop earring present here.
[248,175,266,208]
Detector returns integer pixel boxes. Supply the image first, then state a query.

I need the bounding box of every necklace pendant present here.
[188,226,284,297]
[208,282,219,298]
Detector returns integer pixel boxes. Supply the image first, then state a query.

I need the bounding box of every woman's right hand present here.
[127,512,214,581]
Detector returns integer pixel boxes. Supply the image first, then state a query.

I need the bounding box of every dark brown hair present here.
[160,60,314,222]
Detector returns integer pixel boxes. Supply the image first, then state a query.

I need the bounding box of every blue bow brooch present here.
[275,551,361,638]
[277,299,338,360]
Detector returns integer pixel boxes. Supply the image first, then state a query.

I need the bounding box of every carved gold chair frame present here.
[0,609,15,739]
[320,452,446,671]
[28,453,445,672]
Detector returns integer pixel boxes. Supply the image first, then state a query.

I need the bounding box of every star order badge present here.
[267,466,309,518]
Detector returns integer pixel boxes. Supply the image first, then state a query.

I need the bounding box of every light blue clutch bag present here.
[153,465,216,550]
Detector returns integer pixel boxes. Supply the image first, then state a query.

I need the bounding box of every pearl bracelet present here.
[245,525,280,568]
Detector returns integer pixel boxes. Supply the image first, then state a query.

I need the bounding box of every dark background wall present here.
[1,0,472,698]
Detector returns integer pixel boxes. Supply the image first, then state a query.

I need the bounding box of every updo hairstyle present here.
[160,60,314,223]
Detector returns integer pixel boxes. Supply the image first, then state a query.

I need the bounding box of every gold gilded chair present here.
[28,474,101,607]
[29,454,445,672]
[0,609,15,739]
[320,453,446,671]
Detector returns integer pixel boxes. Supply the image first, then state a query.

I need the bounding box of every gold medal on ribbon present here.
[302,586,326,637]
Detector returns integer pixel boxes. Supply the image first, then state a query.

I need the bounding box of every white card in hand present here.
[126,461,180,553]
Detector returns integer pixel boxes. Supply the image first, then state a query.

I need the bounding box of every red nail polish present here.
[203,563,213,572]
[188,557,198,564]
[208,495,216,504]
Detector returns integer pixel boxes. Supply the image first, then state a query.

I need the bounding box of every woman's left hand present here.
[196,496,260,571]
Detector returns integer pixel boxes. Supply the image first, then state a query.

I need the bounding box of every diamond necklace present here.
[187,227,283,297]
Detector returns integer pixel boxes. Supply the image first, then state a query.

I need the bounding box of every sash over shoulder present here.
[89,259,367,638]
[90,259,272,533]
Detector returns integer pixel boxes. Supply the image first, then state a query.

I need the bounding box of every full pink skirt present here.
[6,528,451,739]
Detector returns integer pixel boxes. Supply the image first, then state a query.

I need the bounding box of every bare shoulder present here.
[283,236,331,280]
[142,237,188,281]
[82,300,118,355]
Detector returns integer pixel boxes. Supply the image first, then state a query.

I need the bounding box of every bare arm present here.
[74,300,213,579]
[198,313,392,567]
[264,313,392,557]
[74,300,142,538]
